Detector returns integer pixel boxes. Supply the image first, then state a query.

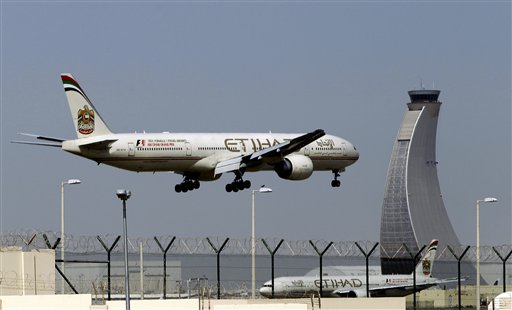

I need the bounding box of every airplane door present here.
[128,143,135,156]
[185,142,192,156]
[304,146,310,156]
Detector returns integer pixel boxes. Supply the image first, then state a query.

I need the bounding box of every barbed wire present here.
[2,229,511,262]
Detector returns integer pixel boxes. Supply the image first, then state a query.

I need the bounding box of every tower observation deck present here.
[379,89,461,274]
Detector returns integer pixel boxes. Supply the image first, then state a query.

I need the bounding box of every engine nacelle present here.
[333,289,368,298]
[274,154,314,180]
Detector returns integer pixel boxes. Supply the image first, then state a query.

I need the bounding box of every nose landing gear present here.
[331,170,341,187]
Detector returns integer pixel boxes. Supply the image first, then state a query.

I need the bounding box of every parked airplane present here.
[13,74,359,193]
[260,240,457,298]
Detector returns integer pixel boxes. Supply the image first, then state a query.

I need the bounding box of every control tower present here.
[379,89,460,274]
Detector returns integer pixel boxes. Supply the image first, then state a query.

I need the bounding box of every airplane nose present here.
[259,284,272,297]
[347,142,359,162]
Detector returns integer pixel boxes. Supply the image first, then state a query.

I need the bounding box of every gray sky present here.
[1,1,510,246]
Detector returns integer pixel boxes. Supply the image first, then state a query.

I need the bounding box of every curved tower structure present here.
[380,89,460,274]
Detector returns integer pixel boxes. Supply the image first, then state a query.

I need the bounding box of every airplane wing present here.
[214,129,325,176]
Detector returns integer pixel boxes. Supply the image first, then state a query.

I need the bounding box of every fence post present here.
[309,241,334,298]
[97,235,121,301]
[492,247,512,293]
[355,242,379,297]
[206,237,229,299]
[403,243,426,310]
[43,234,79,294]
[262,238,284,298]
[447,245,470,310]
[154,236,176,299]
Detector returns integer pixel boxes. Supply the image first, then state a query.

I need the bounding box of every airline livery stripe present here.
[61,76,83,91]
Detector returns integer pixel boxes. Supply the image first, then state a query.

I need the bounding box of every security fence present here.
[1,229,512,309]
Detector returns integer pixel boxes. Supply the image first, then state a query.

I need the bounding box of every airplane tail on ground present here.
[61,74,113,138]
[414,239,438,278]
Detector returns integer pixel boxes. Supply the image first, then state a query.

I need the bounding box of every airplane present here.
[259,239,458,298]
[13,74,359,193]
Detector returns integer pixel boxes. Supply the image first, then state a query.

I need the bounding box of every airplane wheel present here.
[243,180,251,189]
[331,180,341,187]
[194,180,200,189]
[226,183,233,192]
[187,182,194,191]
[182,186,188,193]
[175,184,182,193]
[236,181,245,191]
[232,184,239,192]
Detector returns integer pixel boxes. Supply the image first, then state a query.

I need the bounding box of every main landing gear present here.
[331,169,341,188]
[225,176,251,193]
[175,177,200,193]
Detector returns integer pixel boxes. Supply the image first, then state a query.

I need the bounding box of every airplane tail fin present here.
[414,239,438,278]
[61,74,113,138]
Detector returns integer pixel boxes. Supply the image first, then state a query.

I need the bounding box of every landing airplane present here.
[13,74,359,193]
[260,240,458,298]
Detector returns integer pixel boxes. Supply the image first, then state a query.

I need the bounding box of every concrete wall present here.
[106,297,405,310]
[0,248,55,296]
[0,294,91,310]
[0,295,406,310]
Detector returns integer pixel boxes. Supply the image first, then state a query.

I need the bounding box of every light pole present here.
[60,178,81,294]
[251,186,272,299]
[476,197,497,309]
[116,189,132,310]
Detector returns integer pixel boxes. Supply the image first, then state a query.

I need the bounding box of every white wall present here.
[0,248,55,296]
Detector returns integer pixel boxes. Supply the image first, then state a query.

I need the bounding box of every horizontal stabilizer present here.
[11,140,62,147]
[18,133,66,142]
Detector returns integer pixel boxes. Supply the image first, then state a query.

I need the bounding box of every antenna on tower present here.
[432,80,435,90]
[419,78,425,90]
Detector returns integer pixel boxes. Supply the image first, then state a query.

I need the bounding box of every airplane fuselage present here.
[62,132,359,180]
[260,274,438,298]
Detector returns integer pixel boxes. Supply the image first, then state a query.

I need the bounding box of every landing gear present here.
[331,170,341,188]
[175,177,200,193]
[225,176,251,193]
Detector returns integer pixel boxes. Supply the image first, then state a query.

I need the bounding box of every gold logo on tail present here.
[77,105,95,134]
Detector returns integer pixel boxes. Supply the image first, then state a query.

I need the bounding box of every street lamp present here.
[476,197,498,309]
[116,189,132,310]
[60,178,81,293]
[251,186,272,299]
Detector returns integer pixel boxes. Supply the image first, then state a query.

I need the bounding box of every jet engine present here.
[333,289,368,298]
[274,154,314,180]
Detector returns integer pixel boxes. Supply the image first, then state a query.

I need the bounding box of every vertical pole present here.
[140,242,144,300]
[60,182,65,294]
[251,190,256,299]
[477,201,480,310]
[122,200,131,310]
